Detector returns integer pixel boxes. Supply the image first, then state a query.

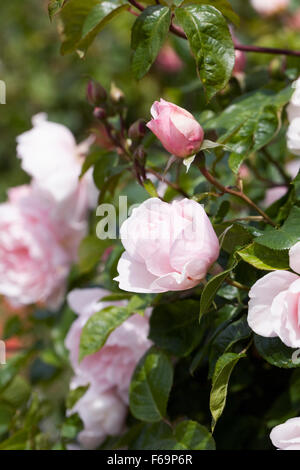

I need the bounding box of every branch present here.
[146,167,189,198]
[195,154,276,227]
[127,0,300,57]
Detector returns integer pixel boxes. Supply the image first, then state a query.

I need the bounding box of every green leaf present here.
[209,316,251,376]
[80,1,129,50]
[129,347,173,422]
[61,413,84,440]
[143,178,160,198]
[66,385,90,410]
[200,260,238,318]
[48,0,65,20]
[79,306,131,361]
[59,0,102,54]
[175,5,235,100]
[214,223,254,253]
[180,0,239,26]
[205,86,293,164]
[174,420,216,450]
[131,6,172,79]
[78,235,112,273]
[210,352,246,431]
[93,152,119,189]
[254,335,300,369]
[149,300,204,357]
[256,206,300,251]
[237,243,290,270]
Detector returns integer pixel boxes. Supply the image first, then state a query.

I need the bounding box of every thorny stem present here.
[195,154,276,227]
[127,0,300,57]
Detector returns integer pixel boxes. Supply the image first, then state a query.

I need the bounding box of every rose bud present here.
[128,119,147,141]
[86,80,107,106]
[146,99,204,158]
[114,198,219,293]
[93,107,107,120]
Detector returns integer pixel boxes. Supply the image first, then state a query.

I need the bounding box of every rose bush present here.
[2,0,300,452]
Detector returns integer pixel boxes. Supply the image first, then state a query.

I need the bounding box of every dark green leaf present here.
[237,243,290,270]
[175,5,235,100]
[174,420,216,450]
[80,1,129,50]
[79,305,131,361]
[255,206,300,251]
[200,260,238,318]
[149,300,203,357]
[60,0,101,54]
[180,0,239,26]
[205,86,293,164]
[129,347,173,422]
[254,335,300,369]
[131,6,172,79]
[210,352,246,430]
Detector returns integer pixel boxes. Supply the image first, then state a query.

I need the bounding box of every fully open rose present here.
[65,288,151,448]
[115,198,220,293]
[0,184,85,309]
[247,242,300,347]
[270,417,300,450]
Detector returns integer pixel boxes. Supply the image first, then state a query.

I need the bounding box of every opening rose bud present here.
[146,99,204,158]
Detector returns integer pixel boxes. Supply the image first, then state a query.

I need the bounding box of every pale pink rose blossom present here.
[286,9,300,30]
[147,99,204,158]
[16,113,98,207]
[0,184,75,310]
[70,384,127,449]
[65,288,152,403]
[114,198,219,293]
[247,247,300,347]
[250,0,289,16]
[270,417,300,450]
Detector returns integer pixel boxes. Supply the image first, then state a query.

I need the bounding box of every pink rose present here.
[155,45,183,73]
[247,242,300,347]
[251,0,289,16]
[0,184,76,310]
[69,384,127,449]
[16,113,98,207]
[146,99,204,158]
[114,198,220,293]
[65,288,152,403]
[270,417,300,450]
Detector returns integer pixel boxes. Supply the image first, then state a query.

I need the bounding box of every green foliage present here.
[175,5,235,100]
[255,206,300,250]
[79,305,132,361]
[206,87,293,171]
[210,352,246,431]
[254,336,300,369]
[131,6,172,79]
[129,347,173,422]
[149,300,203,357]
[237,243,290,270]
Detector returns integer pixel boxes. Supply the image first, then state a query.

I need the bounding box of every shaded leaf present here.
[129,347,173,422]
